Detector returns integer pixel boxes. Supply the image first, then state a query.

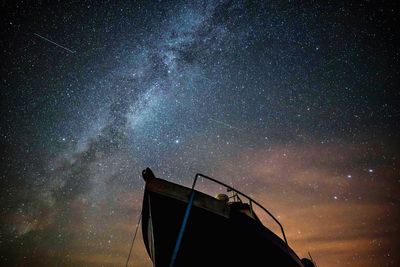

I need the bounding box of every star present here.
[0,1,398,267]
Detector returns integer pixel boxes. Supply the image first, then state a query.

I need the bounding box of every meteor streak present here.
[209,118,242,131]
[34,33,76,53]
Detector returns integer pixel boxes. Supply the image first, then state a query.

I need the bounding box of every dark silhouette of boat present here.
[141,168,316,267]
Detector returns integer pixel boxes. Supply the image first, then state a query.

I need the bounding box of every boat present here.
[140,167,316,267]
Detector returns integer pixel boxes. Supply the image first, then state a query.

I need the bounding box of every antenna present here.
[308,252,317,267]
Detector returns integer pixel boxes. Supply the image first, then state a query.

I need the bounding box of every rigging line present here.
[169,188,196,267]
[125,211,142,267]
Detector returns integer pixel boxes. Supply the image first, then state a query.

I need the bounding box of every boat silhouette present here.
[140,168,316,267]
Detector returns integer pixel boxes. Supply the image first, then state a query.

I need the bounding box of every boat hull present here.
[142,177,304,267]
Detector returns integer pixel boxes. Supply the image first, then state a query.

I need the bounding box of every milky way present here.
[1,1,399,266]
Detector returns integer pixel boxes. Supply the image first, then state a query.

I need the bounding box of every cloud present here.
[212,143,400,266]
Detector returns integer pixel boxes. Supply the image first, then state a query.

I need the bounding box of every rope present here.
[125,211,142,267]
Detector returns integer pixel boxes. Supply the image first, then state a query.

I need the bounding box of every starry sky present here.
[1,1,399,266]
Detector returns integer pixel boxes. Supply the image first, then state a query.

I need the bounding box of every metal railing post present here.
[195,173,288,245]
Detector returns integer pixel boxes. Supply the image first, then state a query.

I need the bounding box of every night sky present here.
[1,1,399,266]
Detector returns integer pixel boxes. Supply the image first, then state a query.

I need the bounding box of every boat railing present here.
[193,173,288,245]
